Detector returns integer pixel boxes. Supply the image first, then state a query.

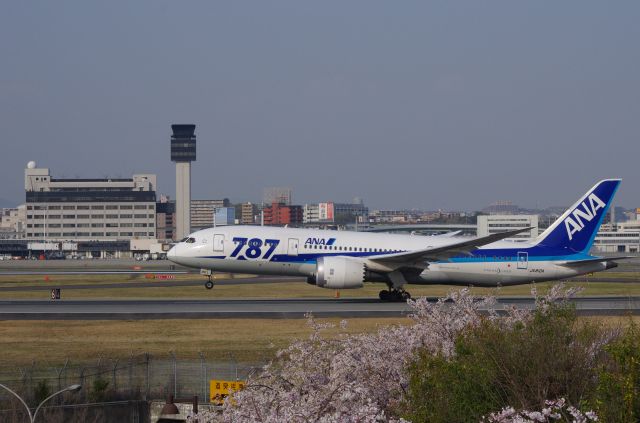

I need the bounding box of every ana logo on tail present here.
[563,193,606,240]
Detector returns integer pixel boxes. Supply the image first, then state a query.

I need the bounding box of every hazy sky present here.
[1,1,639,210]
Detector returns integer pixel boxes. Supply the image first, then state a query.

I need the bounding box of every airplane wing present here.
[368,227,533,265]
[557,255,636,268]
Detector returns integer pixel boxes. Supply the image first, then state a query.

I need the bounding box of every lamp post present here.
[0,383,81,422]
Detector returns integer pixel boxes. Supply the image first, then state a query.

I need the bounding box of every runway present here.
[0,296,638,320]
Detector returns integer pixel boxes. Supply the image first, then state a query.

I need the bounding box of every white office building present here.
[24,162,157,241]
[191,199,231,230]
[0,206,26,239]
[304,201,368,224]
[593,220,640,253]
[477,215,539,240]
[303,204,320,223]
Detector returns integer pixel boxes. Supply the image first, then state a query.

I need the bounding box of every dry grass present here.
[579,315,640,327]
[1,315,638,368]
[0,317,407,367]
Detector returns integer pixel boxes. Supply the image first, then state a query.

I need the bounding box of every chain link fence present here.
[0,400,149,423]
[0,353,262,422]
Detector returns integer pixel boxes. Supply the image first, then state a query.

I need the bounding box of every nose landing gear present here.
[204,277,214,290]
[201,269,214,289]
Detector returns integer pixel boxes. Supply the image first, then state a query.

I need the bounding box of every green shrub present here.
[403,349,502,423]
[589,321,640,423]
[401,304,606,422]
[88,377,110,402]
[33,379,51,405]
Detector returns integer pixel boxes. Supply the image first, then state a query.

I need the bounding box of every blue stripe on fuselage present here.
[201,248,593,265]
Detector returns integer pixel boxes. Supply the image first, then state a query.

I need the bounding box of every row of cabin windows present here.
[303,244,402,253]
[302,245,523,261]
[466,256,521,261]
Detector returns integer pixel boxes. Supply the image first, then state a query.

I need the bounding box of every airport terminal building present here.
[24,162,157,243]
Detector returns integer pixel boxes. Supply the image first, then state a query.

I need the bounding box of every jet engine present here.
[314,256,366,289]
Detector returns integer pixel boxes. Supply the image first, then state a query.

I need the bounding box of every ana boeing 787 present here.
[168,179,629,301]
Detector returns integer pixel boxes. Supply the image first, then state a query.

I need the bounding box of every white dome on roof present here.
[27,161,37,169]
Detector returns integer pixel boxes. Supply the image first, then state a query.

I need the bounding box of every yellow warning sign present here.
[210,379,245,405]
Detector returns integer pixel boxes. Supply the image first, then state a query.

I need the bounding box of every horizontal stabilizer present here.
[558,255,636,268]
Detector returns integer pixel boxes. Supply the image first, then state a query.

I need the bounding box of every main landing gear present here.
[378,289,411,302]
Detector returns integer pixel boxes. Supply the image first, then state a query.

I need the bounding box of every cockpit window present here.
[185,237,196,244]
[179,237,189,242]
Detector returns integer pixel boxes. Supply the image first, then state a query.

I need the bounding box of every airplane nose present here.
[167,245,177,260]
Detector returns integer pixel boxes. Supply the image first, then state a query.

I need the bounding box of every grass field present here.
[0,315,638,368]
[0,317,408,366]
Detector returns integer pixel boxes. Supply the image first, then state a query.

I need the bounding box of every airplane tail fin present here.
[534,179,621,255]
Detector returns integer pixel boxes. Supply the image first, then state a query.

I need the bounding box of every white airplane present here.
[168,179,629,301]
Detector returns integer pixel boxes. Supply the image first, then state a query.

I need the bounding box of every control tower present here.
[170,124,196,240]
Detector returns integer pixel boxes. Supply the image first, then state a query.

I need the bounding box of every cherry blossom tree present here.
[186,284,600,422]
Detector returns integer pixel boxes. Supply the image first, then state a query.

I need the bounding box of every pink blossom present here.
[484,398,598,423]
